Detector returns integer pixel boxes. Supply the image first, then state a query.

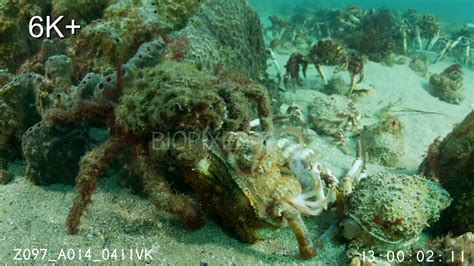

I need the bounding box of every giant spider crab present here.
[46,39,337,258]
[283,40,364,96]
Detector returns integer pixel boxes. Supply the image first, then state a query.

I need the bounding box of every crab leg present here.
[464,39,471,64]
[333,61,347,74]
[348,72,357,98]
[292,77,298,92]
[326,25,332,40]
[348,14,360,24]
[401,29,408,53]
[315,24,322,39]
[283,73,289,90]
[415,27,423,50]
[341,140,367,196]
[427,31,440,51]
[451,36,464,49]
[66,137,123,234]
[435,36,465,64]
[281,204,317,259]
[434,39,453,63]
[266,48,283,83]
[315,63,328,85]
[133,150,204,230]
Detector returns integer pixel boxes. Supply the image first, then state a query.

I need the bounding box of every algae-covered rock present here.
[429,64,464,104]
[409,54,428,77]
[22,121,100,185]
[419,111,474,235]
[176,0,267,79]
[0,73,42,146]
[90,37,165,102]
[68,0,201,75]
[360,115,404,167]
[52,0,109,24]
[17,39,69,75]
[45,55,74,88]
[0,99,18,148]
[0,0,51,72]
[77,72,104,100]
[342,172,451,253]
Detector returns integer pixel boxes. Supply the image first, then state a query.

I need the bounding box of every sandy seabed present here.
[0,50,472,265]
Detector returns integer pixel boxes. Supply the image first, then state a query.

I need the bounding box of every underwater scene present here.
[0,0,473,265]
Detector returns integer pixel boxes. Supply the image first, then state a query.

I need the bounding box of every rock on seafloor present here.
[420,110,474,235]
[22,121,104,185]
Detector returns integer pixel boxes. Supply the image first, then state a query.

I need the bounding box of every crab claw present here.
[302,60,308,79]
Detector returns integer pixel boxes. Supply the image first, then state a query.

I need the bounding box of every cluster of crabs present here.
[279,39,364,97]
[30,33,445,264]
[400,12,472,64]
[267,6,472,77]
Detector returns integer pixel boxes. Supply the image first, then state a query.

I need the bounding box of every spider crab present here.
[283,40,363,95]
[309,39,348,86]
[283,52,308,91]
[47,40,336,258]
[433,35,471,64]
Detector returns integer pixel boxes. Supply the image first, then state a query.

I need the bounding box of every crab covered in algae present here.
[307,93,361,154]
[342,172,451,261]
[360,115,404,167]
[45,46,336,258]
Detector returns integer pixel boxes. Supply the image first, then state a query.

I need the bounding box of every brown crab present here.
[309,39,348,85]
[283,52,308,91]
